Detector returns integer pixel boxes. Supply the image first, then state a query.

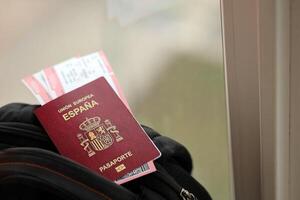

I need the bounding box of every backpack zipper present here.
[180,188,196,200]
[153,171,197,200]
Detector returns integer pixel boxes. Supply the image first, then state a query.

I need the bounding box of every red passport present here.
[35,77,161,181]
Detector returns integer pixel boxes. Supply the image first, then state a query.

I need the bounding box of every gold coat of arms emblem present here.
[77,116,123,157]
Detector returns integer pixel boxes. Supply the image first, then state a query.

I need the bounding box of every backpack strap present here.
[0,147,137,200]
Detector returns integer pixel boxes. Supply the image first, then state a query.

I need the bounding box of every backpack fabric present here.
[0,103,212,200]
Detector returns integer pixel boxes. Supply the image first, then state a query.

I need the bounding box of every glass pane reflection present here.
[0,1,231,199]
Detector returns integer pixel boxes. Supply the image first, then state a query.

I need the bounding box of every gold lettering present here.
[91,100,99,106]
[79,105,87,113]
[84,101,93,109]
[61,99,99,121]
[73,108,80,115]
[63,113,70,121]
[69,111,75,118]
[98,151,133,173]
[62,99,99,121]
[58,104,72,113]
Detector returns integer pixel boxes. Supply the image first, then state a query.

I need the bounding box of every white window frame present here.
[221,0,291,199]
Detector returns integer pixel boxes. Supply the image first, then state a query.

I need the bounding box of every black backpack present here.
[0,103,212,200]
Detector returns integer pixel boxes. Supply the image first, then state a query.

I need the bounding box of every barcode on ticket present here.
[117,164,150,180]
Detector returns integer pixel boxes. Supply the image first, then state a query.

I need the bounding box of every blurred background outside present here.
[0,1,232,199]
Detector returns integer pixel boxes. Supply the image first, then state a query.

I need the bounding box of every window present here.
[0,1,232,199]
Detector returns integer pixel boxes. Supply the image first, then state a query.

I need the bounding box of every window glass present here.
[0,1,231,199]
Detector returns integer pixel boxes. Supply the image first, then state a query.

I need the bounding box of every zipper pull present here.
[180,188,196,200]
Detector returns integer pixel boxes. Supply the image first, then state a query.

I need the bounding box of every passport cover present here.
[34,77,161,181]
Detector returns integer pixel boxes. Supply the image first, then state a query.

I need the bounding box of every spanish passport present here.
[34,77,161,181]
